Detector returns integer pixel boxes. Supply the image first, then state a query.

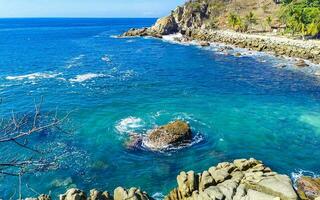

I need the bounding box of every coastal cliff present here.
[27,158,320,200]
[120,0,320,65]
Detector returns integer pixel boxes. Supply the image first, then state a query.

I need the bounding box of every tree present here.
[280,0,320,38]
[0,99,71,199]
[245,12,257,30]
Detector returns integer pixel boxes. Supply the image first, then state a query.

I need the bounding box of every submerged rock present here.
[144,120,192,150]
[165,158,298,200]
[297,176,320,200]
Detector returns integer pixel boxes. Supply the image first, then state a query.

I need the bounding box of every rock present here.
[297,176,320,200]
[114,187,151,200]
[144,120,192,150]
[151,15,178,35]
[235,52,242,57]
[60,188,86,200]
[296,59,309,67]
[125,133,143,149]
[89,189,112,200]
[199,41,210,47]
[165,158,298,200]
[38,195,51,200]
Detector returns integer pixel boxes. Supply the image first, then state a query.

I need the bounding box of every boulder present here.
[89,189,112,200]
[60,188,86,200]
[165,158,298,200]
[114,187,151,200]
[38,195,51,200]
[199,41,210,47]
[297,176,320,200]
[144,120,192,150]
[151,15,179,35]
[296,59,309,67]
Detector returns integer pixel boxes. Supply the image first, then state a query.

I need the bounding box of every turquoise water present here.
[0,18,320,199]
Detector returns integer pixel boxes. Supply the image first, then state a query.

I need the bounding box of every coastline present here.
[121,28,320,69]
[27,158,319,200]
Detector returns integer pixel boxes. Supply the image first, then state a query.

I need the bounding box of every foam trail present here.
[6,72,61,81]
[69,73,106,83]
[115,117,145,134]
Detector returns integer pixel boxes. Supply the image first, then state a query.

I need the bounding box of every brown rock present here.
[145,120,192,150]
[297,176,320,200]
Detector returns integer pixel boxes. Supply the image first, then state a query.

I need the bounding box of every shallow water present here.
[0,18,320,199]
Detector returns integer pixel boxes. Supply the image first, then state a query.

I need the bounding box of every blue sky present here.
[0,0,186,18]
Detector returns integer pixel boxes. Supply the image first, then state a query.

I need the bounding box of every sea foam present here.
[6,72,61,81]
[69,73,106,83]
[115,117,145,134]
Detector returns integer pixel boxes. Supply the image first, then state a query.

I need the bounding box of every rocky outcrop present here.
[165,158,298,200]
[114,187,151,200]
[56,187,151,200]
[60,188,87,200]
[120,0,320,65]
[297,176,320,200]
[126,120,192,151]
[144,120,192,150]
[150,15,179,35]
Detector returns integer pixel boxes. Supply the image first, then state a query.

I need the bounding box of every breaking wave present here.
[69,73,107,83]
[115,117,145,134]
[6,72,61,81]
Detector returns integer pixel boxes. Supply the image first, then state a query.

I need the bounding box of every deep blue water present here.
[0,18,320,199]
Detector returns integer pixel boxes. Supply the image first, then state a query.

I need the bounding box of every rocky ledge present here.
[120,1,320,65]
[27,158,320,200]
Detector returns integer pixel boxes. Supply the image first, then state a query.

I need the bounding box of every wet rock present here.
[60,188,86,200]
[235,52,242,57]
[297,176,320,200]
[144,120,192,150]
[199,41,210,47]
[296,59,309,67]
[165,158,298,200]
[114,187,151,200]
[125,133,143,149]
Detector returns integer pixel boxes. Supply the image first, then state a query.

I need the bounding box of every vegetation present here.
[227,13,248,32]
[280,0,320,38]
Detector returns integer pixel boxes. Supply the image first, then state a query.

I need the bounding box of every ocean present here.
[0,18,319,199]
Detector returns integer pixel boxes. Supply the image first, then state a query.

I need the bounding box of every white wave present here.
[66,54,85,68]
[291,169,319,188]
[115,117,145,134]
[101,55,111,62]
[69,73,106,83]
[6,72,61,81]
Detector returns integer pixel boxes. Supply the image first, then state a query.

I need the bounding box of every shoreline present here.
[27,158,319,200]
[121,28,320,67]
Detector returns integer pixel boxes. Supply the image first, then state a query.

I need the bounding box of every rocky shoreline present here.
[119,1,320,67]
[27,158,320,200]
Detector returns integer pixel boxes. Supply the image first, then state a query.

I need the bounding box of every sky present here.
[0,0,186,18]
